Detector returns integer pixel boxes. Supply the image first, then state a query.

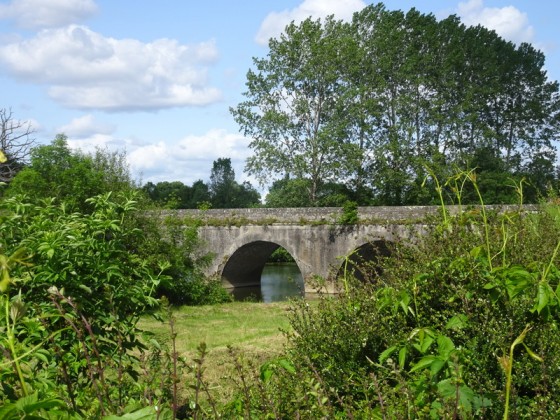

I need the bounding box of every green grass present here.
[141,301,292,352]
[139,301,296,405]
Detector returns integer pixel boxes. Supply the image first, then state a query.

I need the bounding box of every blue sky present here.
[0,0,558,188]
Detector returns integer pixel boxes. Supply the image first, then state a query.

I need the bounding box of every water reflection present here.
[232,263,305,303]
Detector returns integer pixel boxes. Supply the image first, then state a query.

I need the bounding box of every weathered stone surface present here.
[197,222,420,294]
[163,205,534,295]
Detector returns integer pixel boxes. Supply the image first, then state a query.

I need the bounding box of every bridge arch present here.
[196,223,414,295]
[220,238,305,289]
[336,239,394,282]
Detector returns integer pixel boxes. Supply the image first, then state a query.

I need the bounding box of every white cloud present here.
[58,114,115,138]
[255,0,366,46]
[0,0,97,29]
[127,129,251,184]
[66,133,115,153]
[457,0,534,44]
[175,129,251,160]
[0,25,222,111]
[128,141,170,172]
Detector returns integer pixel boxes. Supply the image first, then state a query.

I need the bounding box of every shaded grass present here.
[139,301,295,405]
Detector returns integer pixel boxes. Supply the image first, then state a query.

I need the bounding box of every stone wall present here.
[162,205,530,225]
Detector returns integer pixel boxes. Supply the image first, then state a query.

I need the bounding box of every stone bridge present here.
[168,206,444,295]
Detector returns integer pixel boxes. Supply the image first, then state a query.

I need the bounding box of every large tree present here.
[232,3,560,205]
[0,108,35,184]
[231,16,361,205]
[209,157,260,208]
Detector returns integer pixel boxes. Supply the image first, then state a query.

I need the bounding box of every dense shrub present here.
[0,193,172,417]
[159,275,233,306]
[237,177,560,418]
[133,214,231,305]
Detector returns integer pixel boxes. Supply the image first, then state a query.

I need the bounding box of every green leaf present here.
[278,358,296,374]
[445,314,468,330]
[13,392,66,415]
[437,335,455,358]
[410,355,436,373]
[398,346,407,369]
[78,284,92,294]
[379,345,398,364]
[502,267,532,299]
[103,406,161,419]
[260,363,274,382]
[534,282,551,314]
[46,248,55,259]
[0,403,18,419]
[437,380,475,412]
[430,357,446,378]
[522,343,543,362]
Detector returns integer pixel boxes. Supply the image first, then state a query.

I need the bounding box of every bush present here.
[159,275,232,306]
[132,213,231,305]
[263,173,560,418]
[0,192,168,416]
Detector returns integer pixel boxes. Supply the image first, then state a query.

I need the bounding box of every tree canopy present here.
[232,3,560,205]
[6,134,136,212]
[142,158,260,209]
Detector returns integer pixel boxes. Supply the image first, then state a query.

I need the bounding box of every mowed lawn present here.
[139,301,296,404]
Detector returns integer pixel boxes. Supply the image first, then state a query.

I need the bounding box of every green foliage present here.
[130,213,229,306]
[268,247,295,263]
[0,192,171,417]
[142,158,260,209]
[248,171,560,418]
[7,135,136,212]
[233,3,560,205]
[265,178,313,207]
[232,16,362,205]
[177,277,233,306]
[338,200,359,225]
[209,157,260,208]
[266,177,362,207]
[142,180,212,209]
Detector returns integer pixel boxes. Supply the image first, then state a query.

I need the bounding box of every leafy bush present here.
[132,213,231,305]
[250,172,560,418]
[6,135,137,213]
[0,193,172,417]
[338,200,359,225]
[159,275,232,306]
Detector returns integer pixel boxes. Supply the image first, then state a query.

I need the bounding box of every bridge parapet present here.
[162,205,531,226]
[165,206,443,225]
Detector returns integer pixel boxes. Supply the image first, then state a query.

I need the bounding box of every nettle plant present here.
[0,193,174,418]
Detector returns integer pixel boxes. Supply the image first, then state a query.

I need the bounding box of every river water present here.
[232,262,305,303]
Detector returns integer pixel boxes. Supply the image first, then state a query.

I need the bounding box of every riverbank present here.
[139,301,295,405]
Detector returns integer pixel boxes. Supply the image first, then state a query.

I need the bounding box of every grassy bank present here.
[139,301,294,405]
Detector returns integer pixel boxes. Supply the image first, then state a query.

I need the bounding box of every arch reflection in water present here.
[232,262,304,303]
